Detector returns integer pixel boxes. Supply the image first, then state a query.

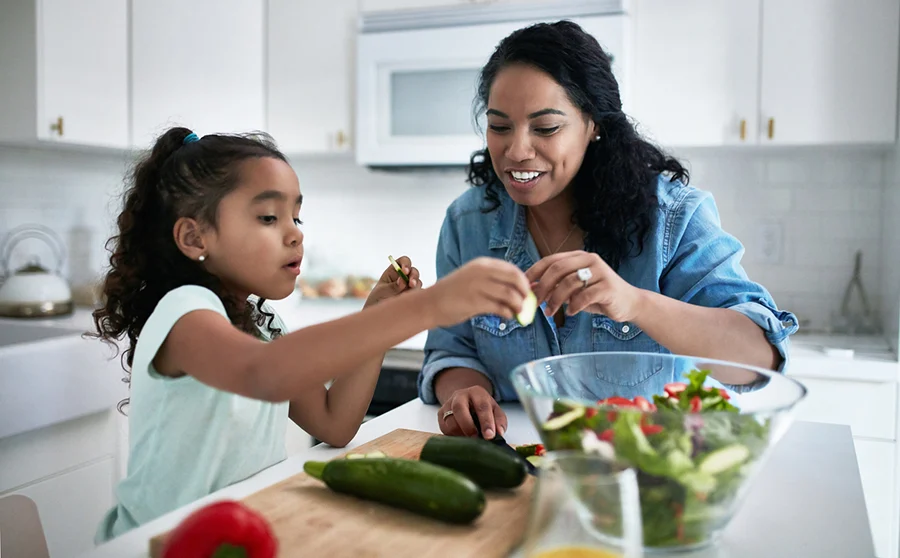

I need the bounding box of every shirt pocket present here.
[472,314,524,338]
[591,316,664,386]
[471,315,537,395]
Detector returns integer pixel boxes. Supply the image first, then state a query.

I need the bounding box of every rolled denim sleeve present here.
[418,209,495,404]
[660,189,799,373]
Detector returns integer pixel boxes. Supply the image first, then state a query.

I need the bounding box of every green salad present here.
[541,369,771,548]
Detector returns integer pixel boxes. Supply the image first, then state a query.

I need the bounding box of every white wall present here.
[0,144,887,333]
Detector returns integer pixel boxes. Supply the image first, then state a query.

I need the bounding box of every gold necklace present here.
[529,209,577,255]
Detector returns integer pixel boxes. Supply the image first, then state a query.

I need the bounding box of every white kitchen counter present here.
[80,400,874,558]
[12,295,430,350]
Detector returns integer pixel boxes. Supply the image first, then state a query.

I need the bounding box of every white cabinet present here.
[13,458,116,558]
[855,439,896,558]
[631,0,899,147]
[787,359,900,558]
[267,0,357,154]
[0,410,120,558]
[0,0,129,149]
[131,0,265,148]
[360,0,503,10]
[631,0,760,147]
[759,0,900,145]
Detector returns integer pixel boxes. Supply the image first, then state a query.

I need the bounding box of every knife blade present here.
[470,411,538,476]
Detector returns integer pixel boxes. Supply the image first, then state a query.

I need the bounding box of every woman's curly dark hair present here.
[468,20,689,270]
[90,127,287,395]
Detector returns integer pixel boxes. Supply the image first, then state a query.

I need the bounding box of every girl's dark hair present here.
[468,20,689,270]
[91,127,288,386]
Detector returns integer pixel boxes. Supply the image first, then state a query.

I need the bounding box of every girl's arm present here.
[154,257,531,416]
[155,288,436,403]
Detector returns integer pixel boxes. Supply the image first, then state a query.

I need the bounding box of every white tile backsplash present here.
[0,143,889,333]
[881,113,900,352]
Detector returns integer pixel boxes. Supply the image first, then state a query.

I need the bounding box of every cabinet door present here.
[760,0,900,145]
[11,457,115,558]
[38,0,128,148]
[360,0,467,10]
[630,0,760,147]
[854,439,896,558]
[359,0,531,11]
[268,0,357,154]
[131,0,265,148]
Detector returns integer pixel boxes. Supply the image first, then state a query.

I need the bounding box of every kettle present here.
[0,224,73,317]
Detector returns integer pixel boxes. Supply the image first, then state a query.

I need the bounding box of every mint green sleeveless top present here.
[95,285,289,542]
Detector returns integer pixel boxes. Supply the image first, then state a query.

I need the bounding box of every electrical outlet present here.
[756,219,783,264]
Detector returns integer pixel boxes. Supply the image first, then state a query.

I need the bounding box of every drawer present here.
[855,439,897,558]
[791,377,897,440]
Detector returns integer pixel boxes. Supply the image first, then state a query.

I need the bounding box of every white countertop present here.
[9,294,429,351]
[80,400,874,558]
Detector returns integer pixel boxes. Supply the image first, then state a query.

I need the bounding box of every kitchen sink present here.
[0,316,127,439]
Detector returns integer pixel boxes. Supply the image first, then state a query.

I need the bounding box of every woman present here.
[417,20,798,440]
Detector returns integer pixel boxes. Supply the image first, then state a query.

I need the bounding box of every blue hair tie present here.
[183,132,200,145]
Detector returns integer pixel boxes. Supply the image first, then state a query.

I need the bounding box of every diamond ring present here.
[442,409,454,420]
[576,267,593,289]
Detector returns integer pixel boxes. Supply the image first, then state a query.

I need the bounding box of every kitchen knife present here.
[470,411,538,476]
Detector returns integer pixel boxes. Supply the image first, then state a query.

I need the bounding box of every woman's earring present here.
[594,134,601,141]
[198,255,206,262]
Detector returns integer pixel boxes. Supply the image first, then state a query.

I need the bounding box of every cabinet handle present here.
[336,130,347,148]
[50,116,64,137]
[739,119,746,141]
[767,117,774,140]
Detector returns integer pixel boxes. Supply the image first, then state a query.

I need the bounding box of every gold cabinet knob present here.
[767,117,775,140]
[739,119,747,141]
[336,130,348,148]
[49,116,64,137]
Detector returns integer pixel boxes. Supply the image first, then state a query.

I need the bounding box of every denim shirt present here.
[418,175,799,404]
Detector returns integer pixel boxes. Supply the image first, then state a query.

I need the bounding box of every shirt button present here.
[498,322,507,331]
[621,324,631,333]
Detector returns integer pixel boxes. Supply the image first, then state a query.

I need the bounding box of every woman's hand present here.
[437,385,508,440]
[364,255,421,308]
[526,250,645,321]
[425,257,530,328]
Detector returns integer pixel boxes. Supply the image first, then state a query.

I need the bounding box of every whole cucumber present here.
[420,436,527,489]
[304,457,485,524]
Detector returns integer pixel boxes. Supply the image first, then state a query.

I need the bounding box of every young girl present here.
[91,127,531,542]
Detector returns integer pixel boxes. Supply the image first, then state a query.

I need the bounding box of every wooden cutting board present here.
[149,429,536,558]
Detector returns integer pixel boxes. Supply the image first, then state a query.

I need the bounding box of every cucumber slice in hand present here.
[388,255,410,284]
[517,291,538,326]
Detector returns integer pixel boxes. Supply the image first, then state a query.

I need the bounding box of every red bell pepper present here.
[585,407,598,419]
[719,388,731,400]
[161,500,277,558]
[599,429,615,442]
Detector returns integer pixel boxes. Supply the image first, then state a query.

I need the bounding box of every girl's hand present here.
[437,386,508,440]
[364,255,421,308]
[425,257,530,328]
[526,250,645,322]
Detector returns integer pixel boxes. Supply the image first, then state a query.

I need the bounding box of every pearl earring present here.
[198,255,206,262]
[594,135,601,141]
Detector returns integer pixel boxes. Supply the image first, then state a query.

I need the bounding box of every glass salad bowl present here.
[511,352,807,552]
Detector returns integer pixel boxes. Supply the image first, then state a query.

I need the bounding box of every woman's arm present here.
[528,190,797,378]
